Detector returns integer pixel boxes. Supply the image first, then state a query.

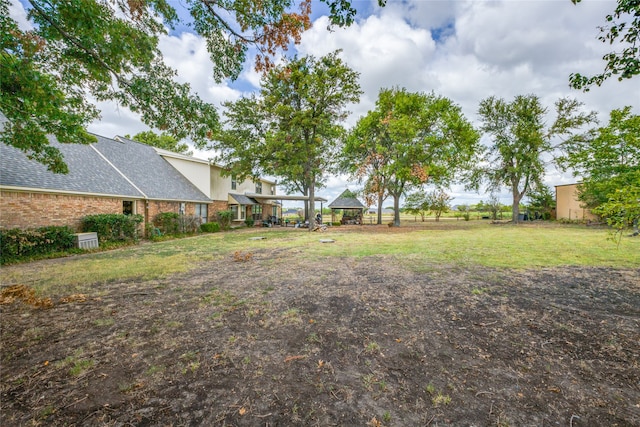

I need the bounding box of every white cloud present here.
[10,0,639,206]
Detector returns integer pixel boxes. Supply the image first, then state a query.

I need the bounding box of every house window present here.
[179,202,186,215]
[240,205,246,220]
[195,203,208,223]
[271,185,275,195]
[230,205,238,220]
[272,206,278,217]
[255,181,262,194]
[252,204,262,220]
[231,175,237,190]
[123,200,134,215]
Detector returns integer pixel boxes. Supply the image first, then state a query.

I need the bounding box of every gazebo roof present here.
[328,189,366,209]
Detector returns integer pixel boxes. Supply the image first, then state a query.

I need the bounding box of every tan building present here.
[155,148,280,225]
[555,183,598,221]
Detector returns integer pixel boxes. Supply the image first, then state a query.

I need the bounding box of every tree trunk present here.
[377,194,383,225]
[512,186,522,223]
[308,183,315,230]
[393,194,401,226]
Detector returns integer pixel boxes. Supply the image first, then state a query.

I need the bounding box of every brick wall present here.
[208,200,229,221]
[0,191,215,232]
[0,191,123,231]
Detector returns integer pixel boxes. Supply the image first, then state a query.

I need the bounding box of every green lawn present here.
[2,221,638,297]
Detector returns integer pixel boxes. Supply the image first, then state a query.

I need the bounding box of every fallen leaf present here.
[239,407,247,415]
[284,355,307,362]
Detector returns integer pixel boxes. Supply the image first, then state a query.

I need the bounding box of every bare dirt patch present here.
[1,234,639,426]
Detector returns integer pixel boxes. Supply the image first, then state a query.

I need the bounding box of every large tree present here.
[570,0,640,90]
[560,106,640,208]
[215,51,361,227]
[345,88,480,227]
[342,112,391,224]
[475,95,597,223]
[0,0,362,173]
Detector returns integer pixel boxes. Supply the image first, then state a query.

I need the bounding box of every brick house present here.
[153,147,282,225]
[0,130,212,231]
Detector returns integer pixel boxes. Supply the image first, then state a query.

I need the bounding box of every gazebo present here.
[328,189,366,225]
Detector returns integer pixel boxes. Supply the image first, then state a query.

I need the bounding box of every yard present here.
[1,222,639,426]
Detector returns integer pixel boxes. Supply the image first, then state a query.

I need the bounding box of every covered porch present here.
[229,193,328,227]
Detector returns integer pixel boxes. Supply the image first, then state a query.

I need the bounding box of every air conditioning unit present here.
[74,232,99,249]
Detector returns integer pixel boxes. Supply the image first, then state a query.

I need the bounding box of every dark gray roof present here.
[229,194,258,205]
[0,135,143,197]
[328,190,366,209]
[95,136,210,202]
[0,115,210,202]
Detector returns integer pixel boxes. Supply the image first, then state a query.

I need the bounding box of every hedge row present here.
[82,214,143,242]
[200,222,221,233]
[0,226,76,264]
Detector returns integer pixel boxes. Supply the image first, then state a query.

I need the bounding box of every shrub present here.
[82,214,143,243]
[200,222,221,233]
[332,222,342,226]
[245,218,255,227]
[154,213,201,235]
[154,212,180,235]
[0,226,76,264]
[216,210,233,230]
[178,215,202,234]
[145,222,163,240]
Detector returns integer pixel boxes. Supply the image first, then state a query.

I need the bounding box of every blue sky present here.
[9,0,640,207]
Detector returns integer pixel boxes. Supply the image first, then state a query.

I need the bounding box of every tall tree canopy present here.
[342,112,391,224]
[0,0,362,173]
[570,0,640,90]
[560,106,640,208]
[345,88,480,227]
[215,51,362,226]
[125,131,192,156]
[474,94,597,223]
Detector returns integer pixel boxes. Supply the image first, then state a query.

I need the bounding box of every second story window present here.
[255,181,262,194]
[231,175,237,190]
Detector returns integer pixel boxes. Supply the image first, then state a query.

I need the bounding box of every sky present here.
[9,0,640,208]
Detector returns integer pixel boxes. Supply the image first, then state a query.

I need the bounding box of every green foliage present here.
[1,0,360,172]
[215,51,362,227]
[200,222,221,233]
[245,218,255,227]
[457,204,471,221]
[561,107,640,209]
[527,185,556,219]
[345,88,480,226]
[216,210,234,230]
[474,95,596,223]
[154,212,180,235]
[404,191,430,221]
[82,214,143,242]
[593,184,640,246]
[153,212,201,235]
[425,189,453,221]
[125,131,192,155]
[0,226,76,264]
[570,0,640,90]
